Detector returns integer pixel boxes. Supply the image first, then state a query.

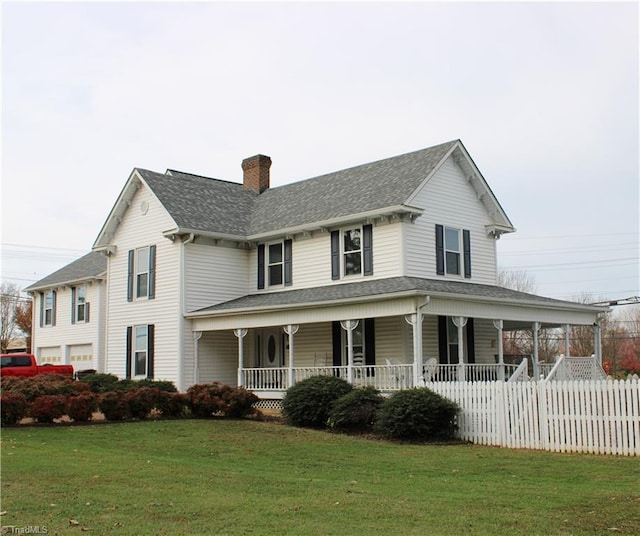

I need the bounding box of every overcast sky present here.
[2,1,638,303]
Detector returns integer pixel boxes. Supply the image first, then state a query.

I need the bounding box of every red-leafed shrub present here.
[99,391,130,421]
[1,375,90,402]
[30,394,68,423]
[186,382,258,418]
[125,387,165,419]
[155,392,189,418]
[1,392,29,425]
[67,392,99,422]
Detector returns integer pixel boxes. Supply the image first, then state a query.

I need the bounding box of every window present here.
[332,318,376,370]
[436,225,471,278]
[343,320,364,366]
[71,286,89,324]
[445,227,461,275]
[127,246,156,301]
[257,240,292,289]
[268,243,283,286]
[41,290,56,327]
[126,324,155,379]
[331,224,373,280]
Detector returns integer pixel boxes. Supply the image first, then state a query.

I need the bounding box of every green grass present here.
[2,419,639,535]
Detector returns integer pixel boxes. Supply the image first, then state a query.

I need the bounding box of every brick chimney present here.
[242,154,271,193]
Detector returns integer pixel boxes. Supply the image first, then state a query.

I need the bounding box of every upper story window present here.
[436,224,471,279]
[127,245,156,301]
[71,285,89,324]
[331,224,373,280]
[257,240,292,290]
[42,290,56,326]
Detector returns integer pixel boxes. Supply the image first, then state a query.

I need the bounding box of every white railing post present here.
[283,324,299,389]
[233,328,248,387]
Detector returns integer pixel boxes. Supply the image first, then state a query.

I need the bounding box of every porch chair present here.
[422,357,438,384]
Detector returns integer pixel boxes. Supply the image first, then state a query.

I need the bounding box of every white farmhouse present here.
[27,140,605,396]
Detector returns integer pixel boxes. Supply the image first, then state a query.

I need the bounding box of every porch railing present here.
[243,362,530,392]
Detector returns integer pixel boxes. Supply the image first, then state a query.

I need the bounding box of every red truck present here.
[0,353,74,378]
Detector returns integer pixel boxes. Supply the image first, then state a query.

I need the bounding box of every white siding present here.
[184,242,249,312]
[31,282,105,370]
[197,330,238,386]
[405,156,499,284]
[105,184,186,388]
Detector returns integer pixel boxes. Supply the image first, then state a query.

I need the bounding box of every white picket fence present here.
[426,379,640,456]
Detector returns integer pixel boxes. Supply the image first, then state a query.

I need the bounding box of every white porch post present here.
[404,312,424,386]
[340,320,359,384]
[592,323,602,363]
[493,320,504,381]
[564,324,571,357]
[193,331,202,386]
[453,316,467,381]
[532,322,540,380]
[283,324,299,388]
[233,328,248,387]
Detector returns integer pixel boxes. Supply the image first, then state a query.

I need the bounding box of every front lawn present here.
[1,420,638,535]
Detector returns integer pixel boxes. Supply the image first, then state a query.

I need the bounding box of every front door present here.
[260,329,284,368]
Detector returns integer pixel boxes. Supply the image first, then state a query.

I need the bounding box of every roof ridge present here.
[164,169,239,186]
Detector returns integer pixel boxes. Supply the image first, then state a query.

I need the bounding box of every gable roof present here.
[94,139,515,248]
[24,251,107,292]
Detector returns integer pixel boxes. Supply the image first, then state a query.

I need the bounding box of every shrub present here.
[29,394,69,423]
[156,392,189,418]
[81,374,178,393]
[1,392,29,425]
[81,373,122,393]
[126,387,165,419]
[374,388,459,442]
[67,392,99,422]
[282,375,353,428]
[1,375,89,402]
[328,386,384,432]
[98,391,130,421]
[186,382,258,418]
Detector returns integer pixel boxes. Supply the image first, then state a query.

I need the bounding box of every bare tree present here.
[1,282,19,353]
[14,298,33,353]
[497,268,538,295]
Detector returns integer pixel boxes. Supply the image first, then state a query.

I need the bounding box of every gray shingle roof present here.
[190,276,599,314]
[24,251,107,292]
[138,140,459,237]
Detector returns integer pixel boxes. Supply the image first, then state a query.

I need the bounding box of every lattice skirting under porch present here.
[253,399,283,411]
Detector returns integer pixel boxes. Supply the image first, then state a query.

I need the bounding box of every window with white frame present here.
[134,325,148,377]
[76,286,87,322]
[136,246,150,298]
[444,227,461,275]
[44,290,55,326]
[343,228,362,276]
[268,242,283,286]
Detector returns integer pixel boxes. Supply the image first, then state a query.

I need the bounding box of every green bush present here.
[1,392,29,425]
[186,382,258,418]
[29,394,69,423]
[374,388,459,442]
[328,386,384,432]
[98,391,131,421]
[82,374,178,394]
[282,375,353,428]
[67,392,99,422]
[81,373,122,393]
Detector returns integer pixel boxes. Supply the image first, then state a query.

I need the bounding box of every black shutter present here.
[148,245,156,299]
[127,250,134,302]
[463,229,471,279]
[86,302,90,323]
[332,321,342,367]
[51,291,57,326]
[147,324,155,379]
[364,318,375,376]
[331,231,340,280]
[39,292,44,328]
[438,316,448,364]
[284,239,293,286]
[466,318,475,364]
[125,326,132,379]
[363,224,373,276]
[257,244,265,289]
[435,225,445,275]
[71,287,76,324]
